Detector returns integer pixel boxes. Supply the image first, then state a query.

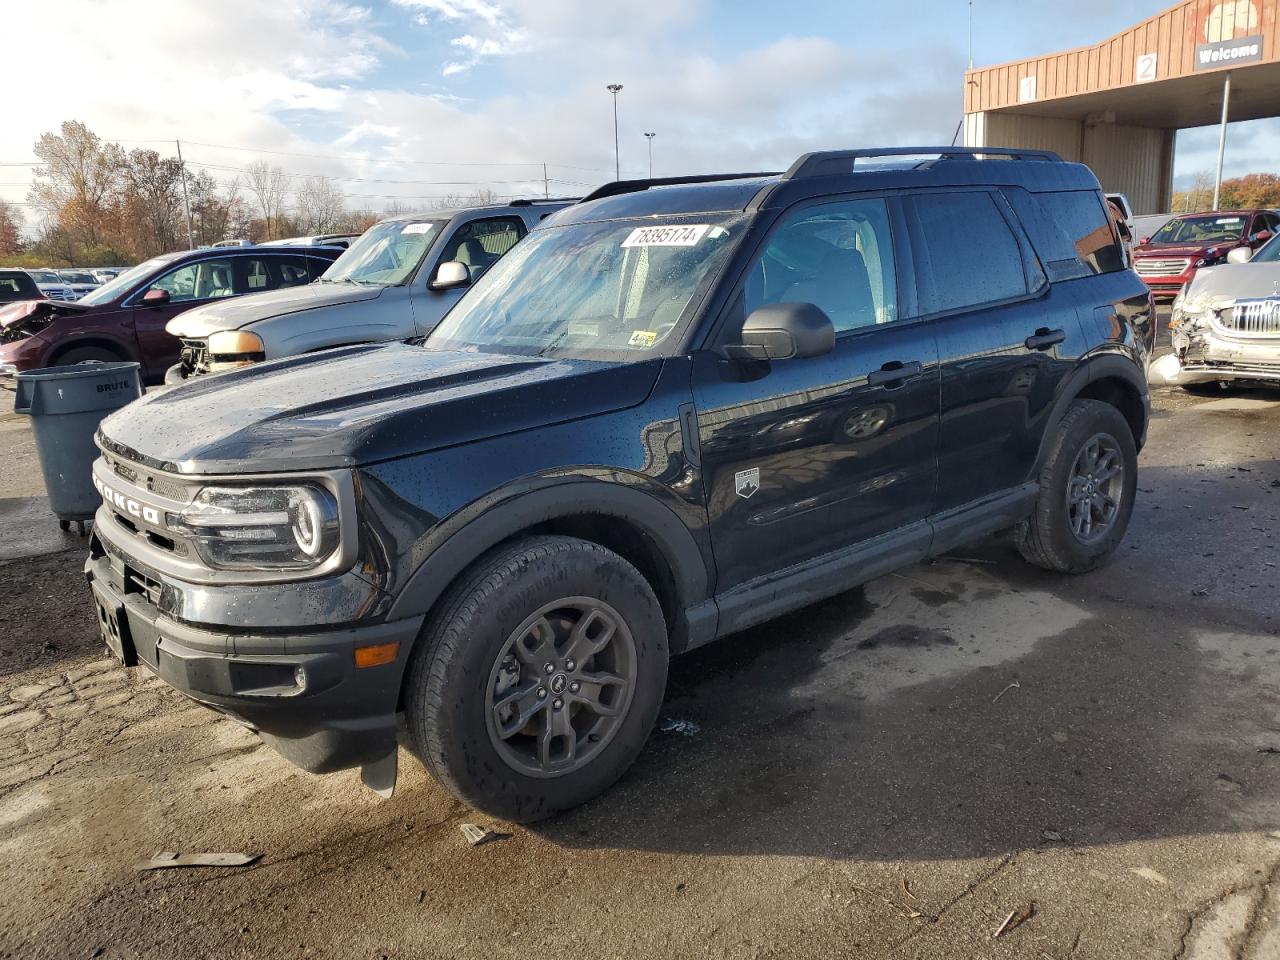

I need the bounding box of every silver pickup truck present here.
[165,199,572,381]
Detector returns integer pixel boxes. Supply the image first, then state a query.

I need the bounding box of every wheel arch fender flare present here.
[385,478,712,628]
[1033,354,1150,474]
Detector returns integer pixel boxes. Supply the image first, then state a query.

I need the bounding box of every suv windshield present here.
[321,219,445,286]
[427,215,743,360]
[28,271,60,283]
[1149,214,1248,244]
[77,256,175,306]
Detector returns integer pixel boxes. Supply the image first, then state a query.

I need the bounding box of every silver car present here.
[1151,233,1280,390]
[165,200,573,381]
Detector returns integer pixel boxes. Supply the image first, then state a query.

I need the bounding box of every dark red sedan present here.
[1132,209,1279,297]
[0,246,341,381]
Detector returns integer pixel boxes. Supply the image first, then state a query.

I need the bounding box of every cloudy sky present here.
[2,0,1275,219]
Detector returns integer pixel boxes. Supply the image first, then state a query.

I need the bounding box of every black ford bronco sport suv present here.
[86,147,1153,822]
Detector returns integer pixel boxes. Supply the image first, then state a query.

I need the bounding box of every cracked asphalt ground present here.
[2,370,1280,959]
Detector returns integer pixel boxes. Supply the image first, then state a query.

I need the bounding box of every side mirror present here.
[1253,230,1273,245]
[1227,246,1253,264]
[730,302,835,361]
[141,288,171,306]
[430,260,471,291]
[1139,237,1151,246]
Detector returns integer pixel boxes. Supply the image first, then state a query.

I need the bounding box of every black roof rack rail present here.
[785,146,1063,179]
[509,196,581,206]
[580,172,781,204]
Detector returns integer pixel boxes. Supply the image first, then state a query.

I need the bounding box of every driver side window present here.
[744,198,897,334]
[145,258,236,303]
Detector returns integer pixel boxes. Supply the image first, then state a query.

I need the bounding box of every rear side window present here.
[1010,190,1125,278]
[905,191,1029,315]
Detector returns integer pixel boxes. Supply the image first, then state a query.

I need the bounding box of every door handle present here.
[1024,327,1066,351]
[867,360,923,388]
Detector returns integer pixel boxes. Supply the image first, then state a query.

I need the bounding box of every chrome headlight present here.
[167,484,340,570]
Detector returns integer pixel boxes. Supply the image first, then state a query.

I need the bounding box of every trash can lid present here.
[13,361,143,417]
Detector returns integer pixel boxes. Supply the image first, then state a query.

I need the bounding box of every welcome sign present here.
[1194,34,1264,69]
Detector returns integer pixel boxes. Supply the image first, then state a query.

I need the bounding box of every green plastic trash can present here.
[13,362,143,534]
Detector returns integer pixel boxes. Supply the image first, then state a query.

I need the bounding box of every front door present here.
[692,195,941,592]
[131,256,240,377]
[416,216,529,333]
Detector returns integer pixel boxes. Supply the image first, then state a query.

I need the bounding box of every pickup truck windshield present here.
[321,219,444,286]
[1149,214,1247,244]
[426,215,743,359]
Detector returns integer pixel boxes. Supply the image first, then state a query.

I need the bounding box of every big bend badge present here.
[734,467,760,499]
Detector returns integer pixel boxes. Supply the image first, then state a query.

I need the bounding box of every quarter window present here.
[907,192,1028,315]
[744,197,898,334]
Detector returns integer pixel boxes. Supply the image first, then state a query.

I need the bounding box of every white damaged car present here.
[1151,236,1280,392]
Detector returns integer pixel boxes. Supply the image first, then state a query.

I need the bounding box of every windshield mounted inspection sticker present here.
[622,224,711,248]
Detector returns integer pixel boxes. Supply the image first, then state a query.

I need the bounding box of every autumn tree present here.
[120,149,186,256]
[0,201,23,257]
[29,121,125,251]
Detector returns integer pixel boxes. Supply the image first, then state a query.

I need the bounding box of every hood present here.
[0,298,86,329]
[98,342,664,474]
[1133,241,1236,258]
[166,281,385,337]
[1177,261,1280,312]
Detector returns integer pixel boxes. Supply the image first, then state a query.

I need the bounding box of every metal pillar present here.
[1213,72,1231,211]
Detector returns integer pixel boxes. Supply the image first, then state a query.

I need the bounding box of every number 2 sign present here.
[1136,53,1158,83]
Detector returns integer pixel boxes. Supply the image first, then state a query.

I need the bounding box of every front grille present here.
[105,453,194,501]
[1223,299,1280,335]
[1135,257,1192,277]
[179,338,210,376]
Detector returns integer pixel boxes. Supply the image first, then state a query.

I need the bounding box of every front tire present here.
[404,535,668,822]
[1017,399,1137,574]
[54,345,122,366]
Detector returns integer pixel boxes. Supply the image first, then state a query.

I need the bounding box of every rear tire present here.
[53,345,121,366]
[1017,399,1137,574]
[403,535,668,823]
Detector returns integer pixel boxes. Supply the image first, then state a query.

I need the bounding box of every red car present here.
[1131,209,1279,298]
[0,246,341,381]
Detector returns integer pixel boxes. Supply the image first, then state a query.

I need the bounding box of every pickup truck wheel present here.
[404,535,668,823]
[1017,399,1137,574]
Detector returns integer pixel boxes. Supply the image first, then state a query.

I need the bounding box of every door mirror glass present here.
[732,302,835,360]
[1227,246,1254,264]
[431,260,471,291]
[141,288,171,305]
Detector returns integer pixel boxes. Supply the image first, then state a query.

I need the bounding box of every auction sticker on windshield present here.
[402,223,434,234]
[622,224,711,248]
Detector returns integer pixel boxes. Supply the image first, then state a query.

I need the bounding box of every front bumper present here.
[1149,322,1280,385]
[85,547,424,774]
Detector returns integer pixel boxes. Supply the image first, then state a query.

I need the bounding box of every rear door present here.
[692,194,940,591]
[907,188,1088,513]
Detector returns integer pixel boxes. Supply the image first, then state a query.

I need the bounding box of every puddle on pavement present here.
[794,560,1091,701]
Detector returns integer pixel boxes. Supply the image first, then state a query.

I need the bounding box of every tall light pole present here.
[606,83,623,180]
[644,132,656,178]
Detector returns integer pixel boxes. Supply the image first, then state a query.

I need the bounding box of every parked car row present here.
[82,146,1155,822]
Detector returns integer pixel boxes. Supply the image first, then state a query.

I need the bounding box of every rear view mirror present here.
[430,260,471,291]
[1227,247,1253,264]
[730,302,835,361]
[141,288,171,305]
